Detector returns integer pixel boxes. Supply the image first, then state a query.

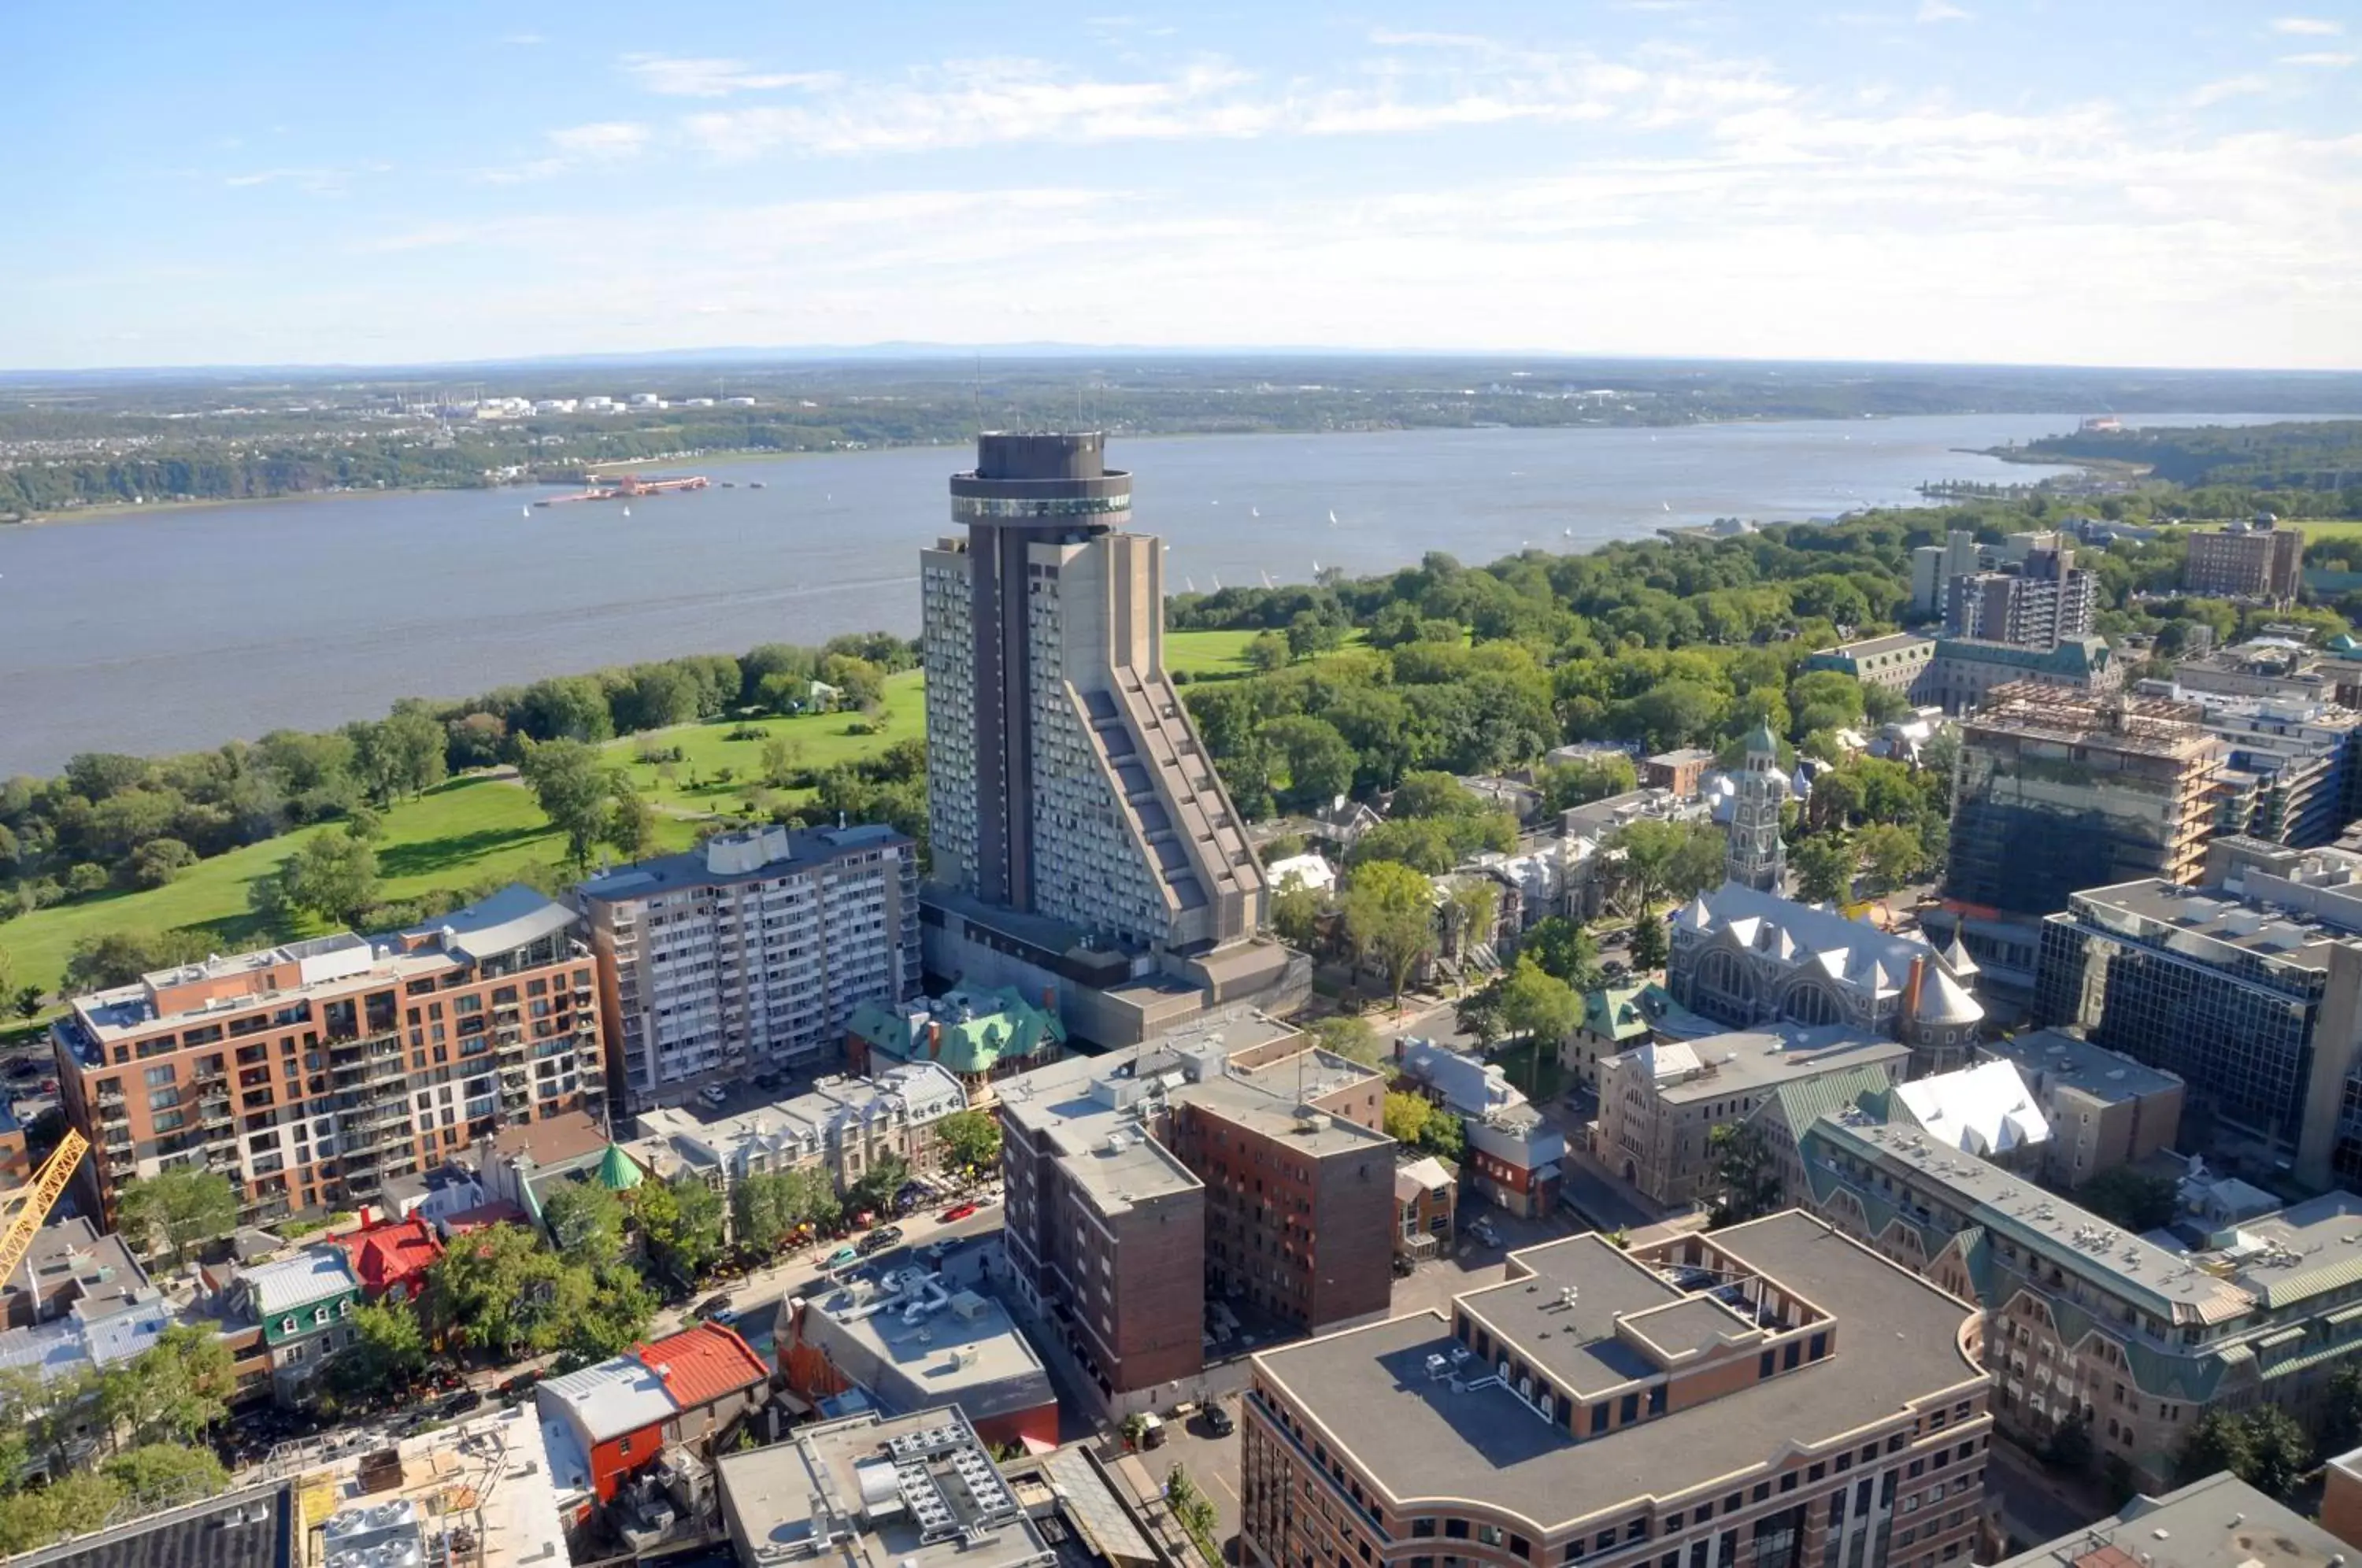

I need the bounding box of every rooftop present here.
[4,1216,151,1322]
[1980,1030,2185,1104]
[1890,1060,2051,1159]
[796,1268,1053,1425]
[6,1477,297,1568]
[539,1322,770,1444]
[1817,632,1934,660]
[63,884,581,1049]
[1990,1472,2346,1568]
[1801,1113,2253,1325]
[1674,882,1960,999]
[631,1063,968,1179]
[2060,878,2347,975]
[717,1407,1050,1568]
[1253,1212,1982,1534]
[1614,1025,1912,1104]
[239,1249,360,1317]
[578,822,911,904]
[1961,683,2222,763]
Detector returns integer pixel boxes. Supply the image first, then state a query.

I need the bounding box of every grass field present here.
[2294,520,2362,542]
[0,776,698,997]
[0,629,1272,999]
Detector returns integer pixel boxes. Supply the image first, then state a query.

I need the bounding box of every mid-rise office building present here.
[921,433,1287,1046]
[1242,1213,1990,1568]
[997,1016,1393,1413]
[1594,1026,1911,1207]
[576,823,921,1114]
[1794,1109,2362,1491]
[1921,634,2120,716]
[2185,517,2304,601]
[1943,683,2226,919]
[1942,541,2096,650]
[52,886,605,1227]
[2034,840,2362,1185]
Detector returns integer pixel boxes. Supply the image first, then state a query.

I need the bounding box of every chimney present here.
[1902,955,1926,1030]
[928,1022,942,1060]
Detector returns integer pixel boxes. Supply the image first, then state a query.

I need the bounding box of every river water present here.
[0,412,2253,773]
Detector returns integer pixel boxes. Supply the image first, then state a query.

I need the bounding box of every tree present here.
[330,1300,429,1400]
[424,1222,583,1361]
[1310,1015,1385,1065]
[634,1176,728,1285]
[1270,878,1324,948]
[760,735,805,788]
[2079,1166,2179,1232]
[520,738,616,868]
[0,1472,125,1556]
[1857,822,1924,896]
[1519,915,1602,991]
[542,1180,628,1270]
[1165,1463,1221,1562]
[271,827,380,927]
[1791,833,1854,905]
[12,985,41,1019]
[1455,977,1505,1047]
[1341,860,1437,1004]
[126,837,197,889]
[606,782,658,860]
[2178,1407,2312,1499]
[1498,956,1581,1053]
[1260,717,1357,813]
[1607,818,1723,918]
[935,1110,1003,1177]
[1707,1122,1781,1226]
[2043,1412,2096,1475]
[100,1322,235,1448]
[1629,912,1668,974]
[850,1152,913,1218]
[2326,1362,2362,1456]
[99,1442,228,1503]
[1448,879,1499,956]
[1383,1089,1436,1145]
[63,928,209,993]
[1538,755,1637,812]
[1245,631,1290,671]
[116,1166,239,1269]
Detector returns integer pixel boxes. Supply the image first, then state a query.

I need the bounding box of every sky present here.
[5,1,2360,371]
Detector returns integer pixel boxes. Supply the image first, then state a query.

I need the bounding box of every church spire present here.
[1725,724,1789,892]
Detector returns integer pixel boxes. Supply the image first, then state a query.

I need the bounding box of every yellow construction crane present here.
[0,1130,89,1285]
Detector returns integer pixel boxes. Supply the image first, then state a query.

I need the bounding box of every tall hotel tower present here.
[920,434,1281,1040]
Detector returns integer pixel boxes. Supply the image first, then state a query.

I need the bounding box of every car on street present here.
[1204,1403,1235,1437]
[938,1201,978,1224]
[920,1238,956,1263]
[694,1293,735,1322]
[859,1225,904,1255]
[440,1389,483,1417]
[1469,1218,1502,1248]
[820,1244,861,1271]
[698,1084,731,1109]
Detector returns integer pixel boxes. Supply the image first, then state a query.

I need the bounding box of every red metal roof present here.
[332,1216,444,1296]
[634,1322,769,1411]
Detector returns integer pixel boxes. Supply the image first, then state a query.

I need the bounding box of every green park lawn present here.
[0,629,1265,998]
[0,775,698,997]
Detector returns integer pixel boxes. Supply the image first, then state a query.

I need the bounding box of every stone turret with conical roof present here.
[1723,723,1790,893]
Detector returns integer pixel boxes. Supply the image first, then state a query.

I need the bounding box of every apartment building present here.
[1804,634,1935,697]
[997,1016,1393,1413]
[1793,1111,2362,1491]
[2034,845,2362,1185]
[2001,1474,2347,1568]
[1942,542,2096,651]
[1975,1029,2183,1189]
[1242,1213,1989,1568]
[2185,519,2304,601]
[922,432,1289,1047]
[1943,684,2227,921]
[1397,1041,1567,1217]
[1594,1026,1911,1208]
[575,823,922,1115]
[52,886,605,1227]
[2162,688,2362,849]
[624,1062,967,1216]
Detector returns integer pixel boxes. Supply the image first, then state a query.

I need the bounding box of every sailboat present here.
[1661,501,1671,512]
[1260,569,1274,589]
[622,505,632,518]
[1210,573,1223,591]
[520,505,531,518]
[1250,506,1260,518]
[1327,509,1339,527]
[1312,560,1321,575]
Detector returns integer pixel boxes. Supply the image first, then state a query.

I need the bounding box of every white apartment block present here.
[575,824,921,1114]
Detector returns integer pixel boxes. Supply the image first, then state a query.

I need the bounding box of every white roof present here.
[1893,1061,2050,1158]
[1394,1156,1454,1195]
[1913,964,1985,1026]
[539,1353,677,1443]
[1638,1041,1702,1082]
[242,1249,358,1315]
[1266,852,1337,893]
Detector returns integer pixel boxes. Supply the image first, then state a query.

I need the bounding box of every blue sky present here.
[6,1,2358,369]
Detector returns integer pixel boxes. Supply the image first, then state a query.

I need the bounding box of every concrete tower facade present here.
[1725,722,1789,893]
[921,434,1265,956]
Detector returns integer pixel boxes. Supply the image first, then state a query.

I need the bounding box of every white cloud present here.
[547,121,650,156]
[2271,17,2344,34]
[2280,50,2357,65]
[222,165,384,194]
[2190,73,2271,106]
[1916,0,1972,21]
[624,54,842,98]
[503,32,546,46]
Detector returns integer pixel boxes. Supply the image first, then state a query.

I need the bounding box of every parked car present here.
[1204,1403,1235,1437]
[698,1084,731,1109]
[920,1239,956,1263]
[820,1244,861,1271]
[938,1201,978,1224]
[498,1370,542,1400]
[440,1389,483,1417]
[694,1293,735,1322]
[1469,1218,1502,1248]
[5,1060,37,1080]
[859,1225,904,1255]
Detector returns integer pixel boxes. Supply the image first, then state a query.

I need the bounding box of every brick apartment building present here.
[53,886,605,1227]
[2185,520,2304,602]
[997,1015,1394,1413]
[1242,1213,1990,1568]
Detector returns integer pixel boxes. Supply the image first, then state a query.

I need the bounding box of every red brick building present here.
[1242,1215,1990,1568]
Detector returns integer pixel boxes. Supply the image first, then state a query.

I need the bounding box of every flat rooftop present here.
[1979,1029,2183,1104]
[578,822,909,904]
[1990,1472,2345,1568]
[718,1409,1049,1568]
[1253,1212,1982,1533]
[1821,633,1932,660]
[1457,1234,1753,1397]
[1805,1114,2253,1324]
[2064,879,2345,973]
[804,1270,1052,1421]
[1635,1026,1912,1104]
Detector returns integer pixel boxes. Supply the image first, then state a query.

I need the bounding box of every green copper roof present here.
[596,1142,644,1191]
[847,984,1065,1076]
[1745,720,1780,757]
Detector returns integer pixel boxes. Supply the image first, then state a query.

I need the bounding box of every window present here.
[1478,1526,1505,1548]
[1446,1522,1470,1541]
[1414,1522,1438,1540]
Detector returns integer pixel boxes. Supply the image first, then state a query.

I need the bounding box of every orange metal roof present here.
[634,1322,769,1411]
[333,1216,444,1294]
